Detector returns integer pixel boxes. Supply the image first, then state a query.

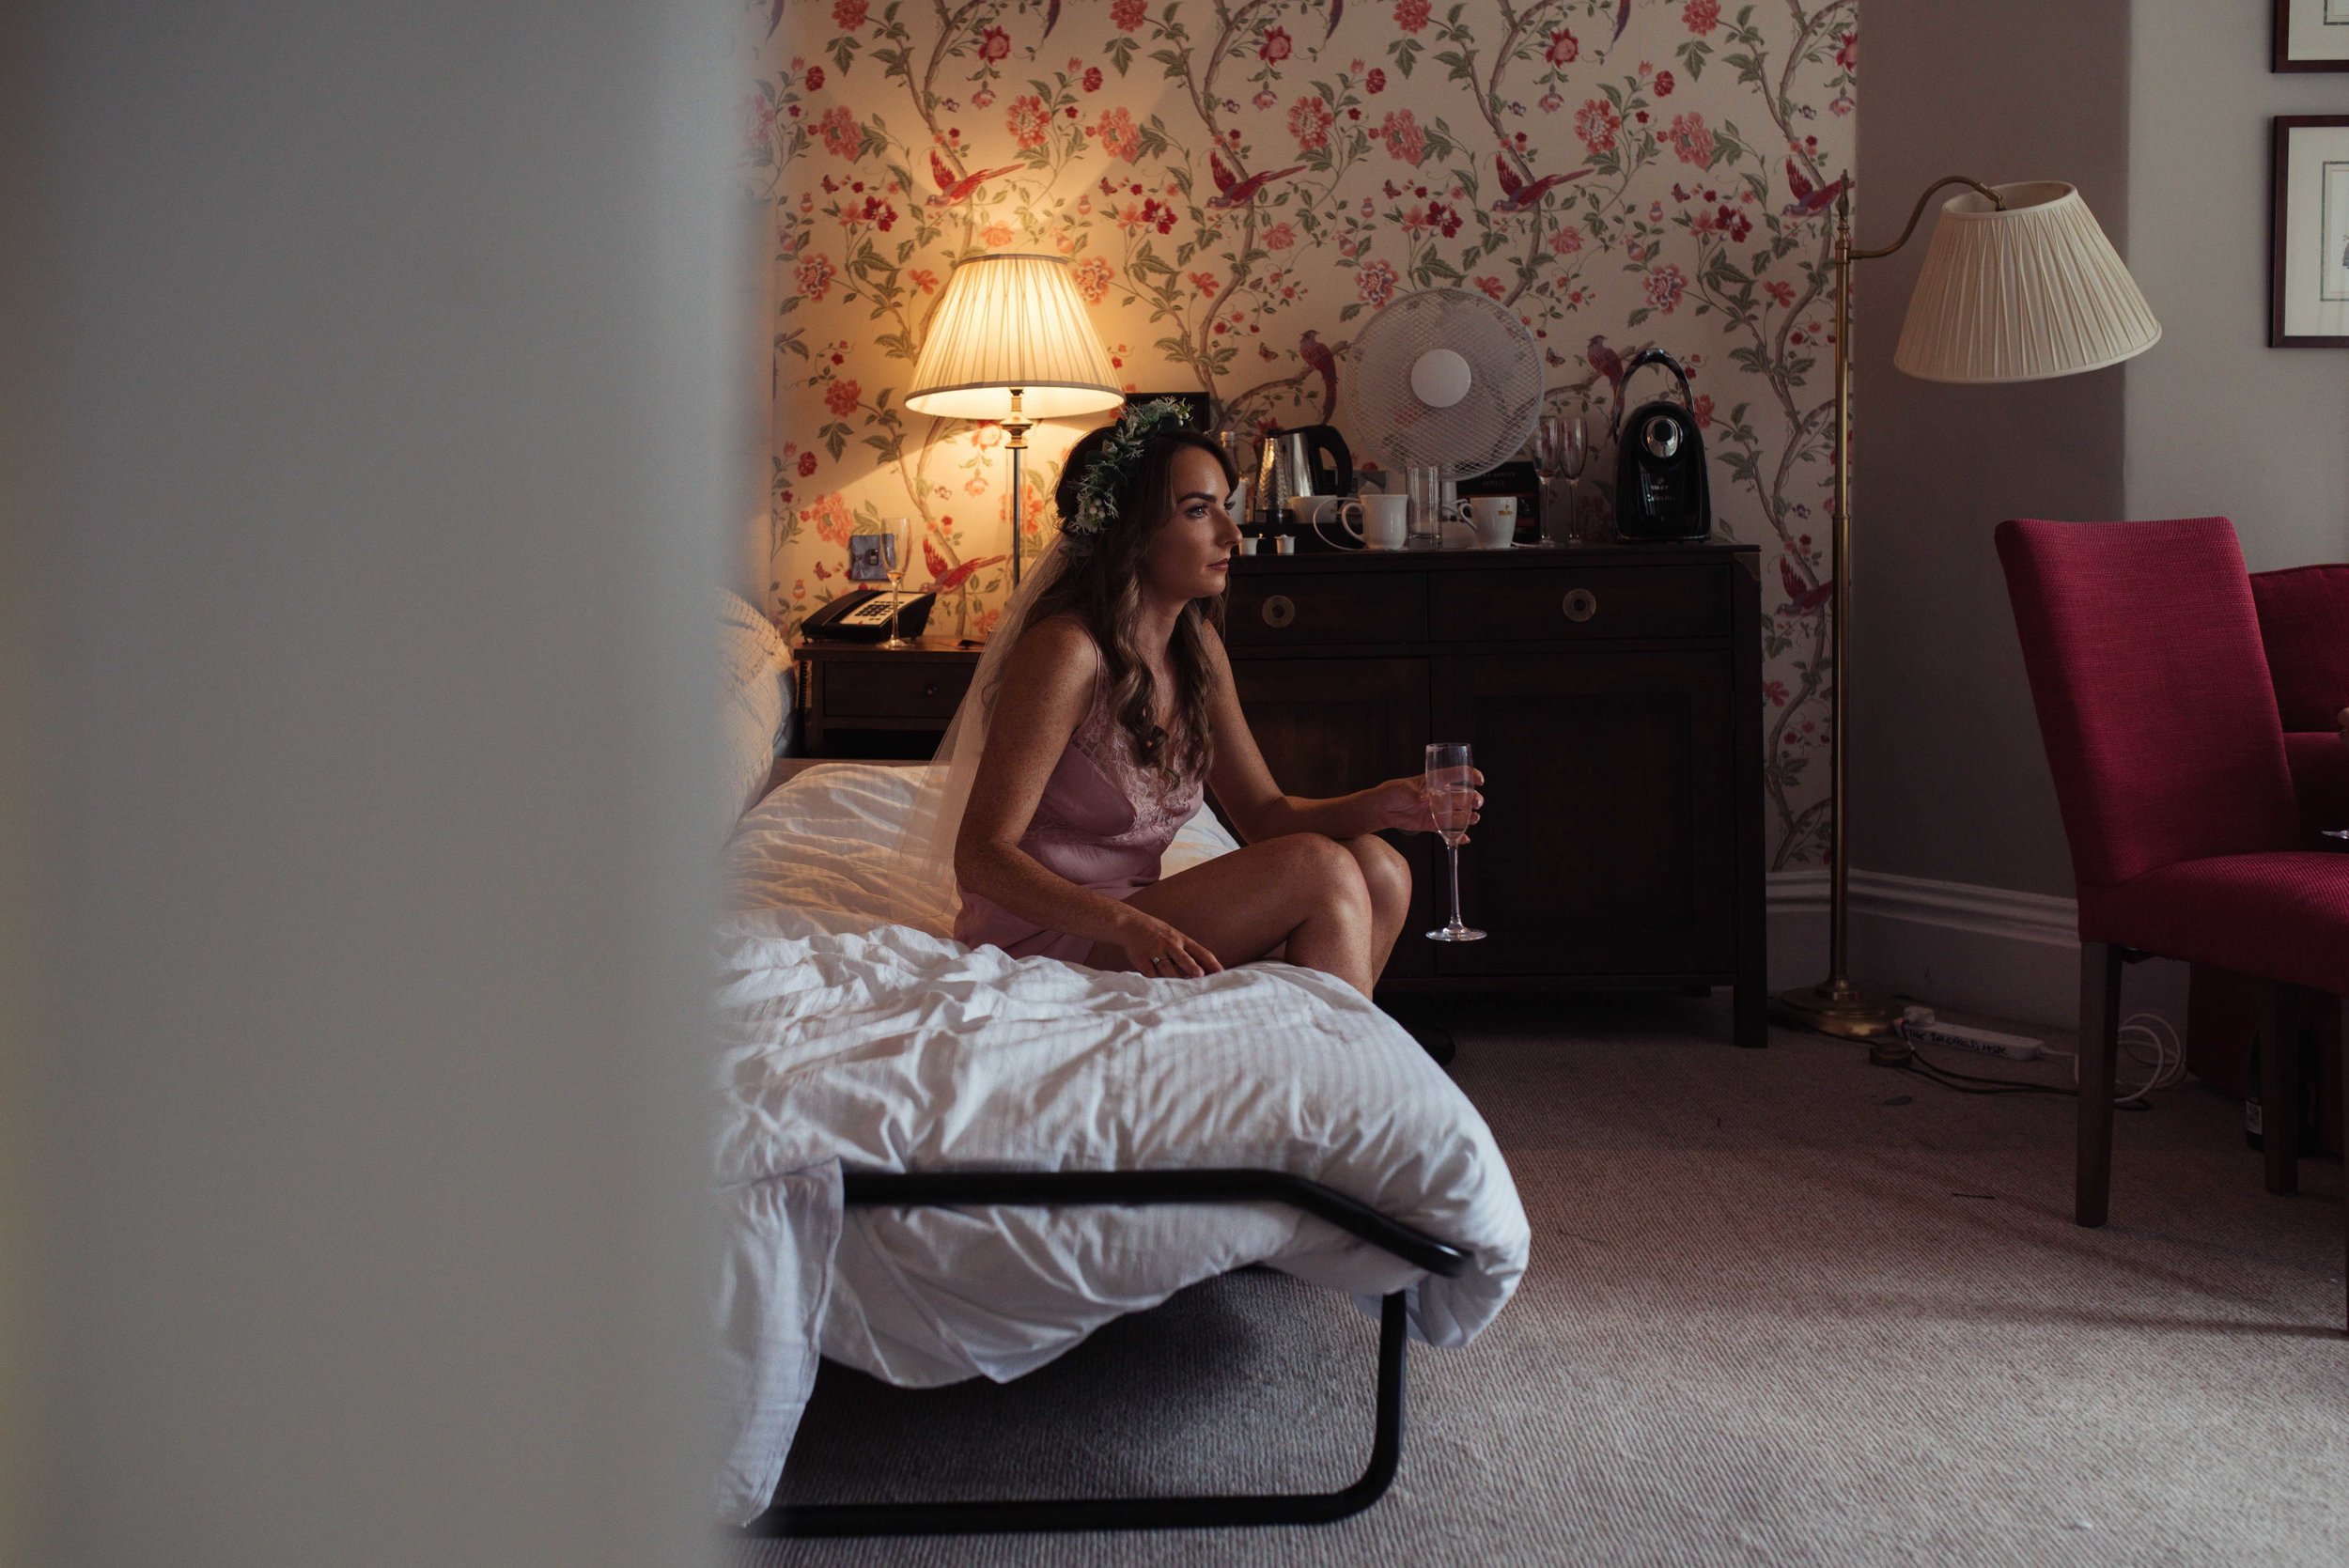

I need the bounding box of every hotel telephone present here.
[799,587,936,643]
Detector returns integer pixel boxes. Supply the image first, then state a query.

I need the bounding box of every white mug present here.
[1332,493,1410,551]
[1236,536,1259,555]
[1470,495,1518,549]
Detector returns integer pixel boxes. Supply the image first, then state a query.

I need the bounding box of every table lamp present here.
[1773,179,2160,1061]
[903,254,1123,590]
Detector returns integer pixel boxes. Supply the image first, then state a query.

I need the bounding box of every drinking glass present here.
[879,515,916,648]
[1534,405,1591,547]
[1423,741,1486,942]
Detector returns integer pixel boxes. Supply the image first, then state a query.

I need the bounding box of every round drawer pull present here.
[1562,587,1598,623]
[1261,594,1297,629]
[923,680,941,697]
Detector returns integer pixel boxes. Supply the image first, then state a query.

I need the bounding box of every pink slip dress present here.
[953,652,1205,965]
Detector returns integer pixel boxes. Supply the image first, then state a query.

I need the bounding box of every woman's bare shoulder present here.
[996,613,1100,706]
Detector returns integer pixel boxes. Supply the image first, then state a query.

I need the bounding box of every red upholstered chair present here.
[1996,517,2348,1329]
[2250,563,2349,839]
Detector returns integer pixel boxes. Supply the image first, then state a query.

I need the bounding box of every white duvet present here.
[712,764,1530,1524]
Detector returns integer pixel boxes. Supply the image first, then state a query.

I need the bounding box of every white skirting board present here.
[1766,869,2189,1030]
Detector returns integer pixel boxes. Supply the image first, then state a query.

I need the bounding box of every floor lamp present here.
[1773,179,2161,1059]
[903,254,1123,592]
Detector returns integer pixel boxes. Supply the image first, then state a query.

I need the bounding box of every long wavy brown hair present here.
[1022,424,1237,788]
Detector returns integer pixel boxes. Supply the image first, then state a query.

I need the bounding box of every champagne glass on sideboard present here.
[1532,411,1565,547]
[1423,741,1486,943]
[880,515,915,649]
[1558,403,1591,546]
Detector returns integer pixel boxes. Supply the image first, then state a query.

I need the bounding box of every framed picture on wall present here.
[2271,116,2349,347]
[2275,0,2349,70]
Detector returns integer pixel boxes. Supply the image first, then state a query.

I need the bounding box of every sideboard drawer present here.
[1226,572,1426,647]
[821,658,972,720]
[1430,564,1727,642]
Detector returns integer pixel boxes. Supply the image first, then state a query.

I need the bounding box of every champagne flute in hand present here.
[1423,742,1486,942]
[879,515,915,649]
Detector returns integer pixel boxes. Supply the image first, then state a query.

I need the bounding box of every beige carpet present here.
[739,997,2349,1567]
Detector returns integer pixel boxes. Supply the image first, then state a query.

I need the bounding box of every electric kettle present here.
[1611,349,1712,543]
[1253,424,1354,525]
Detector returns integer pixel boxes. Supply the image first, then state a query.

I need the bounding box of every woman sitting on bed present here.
[946,399,1478,998]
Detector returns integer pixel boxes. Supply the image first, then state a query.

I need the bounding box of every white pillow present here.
[725,762,1239,937]
[717,590,790,838]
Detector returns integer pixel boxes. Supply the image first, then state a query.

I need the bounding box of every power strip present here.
[1899,1007,2043,1062]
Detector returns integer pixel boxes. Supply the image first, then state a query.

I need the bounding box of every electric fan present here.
[1342,287,1544,479]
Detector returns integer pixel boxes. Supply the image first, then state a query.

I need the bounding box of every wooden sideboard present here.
[794,542,1766,1048]
[1223,541,1766,1048]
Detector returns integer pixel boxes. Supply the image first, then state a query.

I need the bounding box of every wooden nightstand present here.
[794,636,982,759]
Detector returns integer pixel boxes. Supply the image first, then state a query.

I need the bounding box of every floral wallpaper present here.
[745,0,1857,868]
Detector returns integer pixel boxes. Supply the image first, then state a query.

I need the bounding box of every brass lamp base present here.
[1771,980,1909,1063]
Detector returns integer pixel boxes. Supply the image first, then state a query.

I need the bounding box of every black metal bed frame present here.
[741,1167,1470,1538]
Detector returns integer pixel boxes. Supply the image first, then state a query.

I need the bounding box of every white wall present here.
[15,5,737,1564]
[2126,4,2349,566]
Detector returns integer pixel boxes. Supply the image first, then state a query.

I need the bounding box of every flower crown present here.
[1063,397,1199,541]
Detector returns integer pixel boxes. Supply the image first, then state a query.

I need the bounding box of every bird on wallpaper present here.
[927,553,1007,597]
[1041,0,1060,37]
[1491,153,1590,214]
[927,150,1022,208]
[767,0,785,38]
[1611,0,1632,43]
[1298,330,1339,423]
[1778,556,1833,616]
[1782,159,1849,219]
[1325,0,1344,39]
[1586,334,1627,432]
[1206,151,1307,210]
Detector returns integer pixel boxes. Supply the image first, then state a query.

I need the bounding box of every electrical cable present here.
[1890,1011,2183,1110]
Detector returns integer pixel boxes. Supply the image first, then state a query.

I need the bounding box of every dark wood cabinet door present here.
[1430,650,1735,977]
[1225,657,1436,977]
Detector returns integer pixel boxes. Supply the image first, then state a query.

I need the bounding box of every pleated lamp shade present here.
[1892,181,2159,384]
[903,254,1123,420]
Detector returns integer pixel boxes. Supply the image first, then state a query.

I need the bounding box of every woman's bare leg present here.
[1338,833,1411,980]
[1083,832,1377,995]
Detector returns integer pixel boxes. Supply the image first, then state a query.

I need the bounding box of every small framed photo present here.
[845,533,895,582]
[2275,0,2349,71]
[2271,117,2349,347]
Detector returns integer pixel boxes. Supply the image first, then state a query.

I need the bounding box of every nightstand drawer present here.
[1430,565,1727,642]
[820,659,973,720]
[1225,571,1426,647]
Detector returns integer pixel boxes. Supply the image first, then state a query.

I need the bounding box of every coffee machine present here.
[1611,349,1712,542]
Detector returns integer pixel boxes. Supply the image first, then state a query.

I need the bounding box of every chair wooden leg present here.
[2256,979,2303,1198]
[2077,942,2122,1227]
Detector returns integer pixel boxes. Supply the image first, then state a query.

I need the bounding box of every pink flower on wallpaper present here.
[1474,275,1506,300]
[1655,70,1675,97]
[1667,112,1715,167]
[1111,0,1147,30]
[1836,30,1857,70]
[1288,96,1334,153]
[803,66,825,92]
[804,493,852,546]
[1189,272,1220,298]
[1830,96,1853,117]
[1574,100,1620,155]
[1082,66,1103,92]
[1691,394,1714,428]
[823,380,862,417]
[1263,221,1298,250]
[1253,88,1278,109]
[1007,94,1050,150]
[793,253,836,301]
[1644,265,1688,314]
[1259,25,1293,62]
[1094,107,1142,162]
[1765,279,1796,306]
[1545,28,1579,66]
[980,222,1014,246]
[1546,225,1583,256]
[1539,91,1563,113]
[910,268,940,294]
[977,26,1010,62]
[1379,109,1426,165]
[1393,0,1431,33]
[745,93,776,156]
[1425,201,1462,238]
[1366,68,1387,93]
[1357,258,1399,306]
[832,0,866,28]
[796,450,819,478]
[1073,254,1113,303]
[1684,0,1720,35]
[817,106,860,159]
